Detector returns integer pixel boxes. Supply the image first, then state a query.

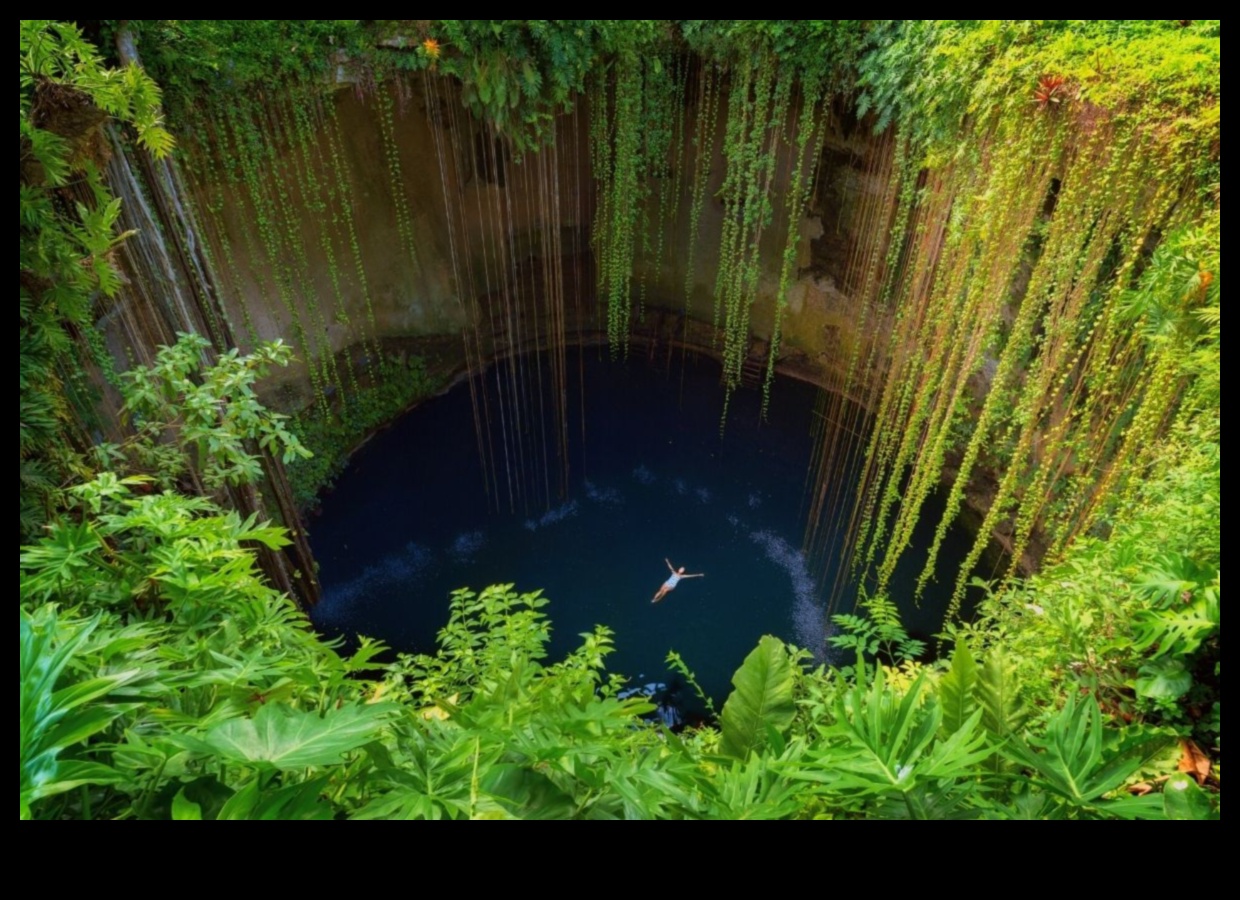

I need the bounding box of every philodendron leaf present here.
[1135,658,1193,700]
[192,702,393,770]
[720,635,796,760]
[1003,693,1175,814]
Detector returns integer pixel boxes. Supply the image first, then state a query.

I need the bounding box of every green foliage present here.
[19,20,174,536]
[590,38,693,357]
[20,345,349,809]
[1001,693,1175,819]
[1162,773,1216,821]
[179,702,394,770]
[800,664,990,819]
[975,647,1029,754]
[286,354,444,508]
[139,20,657,151]
[830,590,926,665]
[368,584,716,821]
[438,21,659,151]
[119,333,310,491]
[1134,659,1193,702]
[131,20,372,110]
[17,20,1223,820]
[20,472,376,819]
[20,485,1211,821]
[23,21,173,159]
[832,18,1221,625]
[971,410,1219,752]
[857,21,1220,162]
[680,20,865,87]
[666,649,716,716]
[719,635,797,760]
[22,480,289,613]
[20,608,137,819]
[1118,215,1221,413]
[937,639,978,738]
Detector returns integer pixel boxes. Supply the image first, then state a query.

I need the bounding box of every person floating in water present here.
[652,558,705,604]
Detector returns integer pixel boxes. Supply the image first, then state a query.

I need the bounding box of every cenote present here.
[23,20,1218,821]
[311,348,989,710]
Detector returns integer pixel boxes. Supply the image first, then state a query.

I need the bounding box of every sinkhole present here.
[310,348,990,714]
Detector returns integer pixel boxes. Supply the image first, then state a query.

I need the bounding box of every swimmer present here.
[652,558,704,603]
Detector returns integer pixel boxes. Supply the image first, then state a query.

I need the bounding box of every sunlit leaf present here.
[719,635,796,760]
[188,702,393,770]
[1163,773,1213,820]
[1135,658,1192,700]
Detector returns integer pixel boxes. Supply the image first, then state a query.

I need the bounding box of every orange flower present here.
[1033,74,1067,107]
[422,38,441,60]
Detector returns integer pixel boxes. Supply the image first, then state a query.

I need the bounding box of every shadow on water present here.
[310,348,991,712]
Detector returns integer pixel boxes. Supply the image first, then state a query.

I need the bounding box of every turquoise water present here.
[310,349,983,712]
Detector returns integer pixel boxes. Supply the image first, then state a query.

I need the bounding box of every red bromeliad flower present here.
[422,38,441,60]
[1033,74,1068,107]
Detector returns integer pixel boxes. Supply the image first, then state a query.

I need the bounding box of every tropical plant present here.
[20,608,138,819]
[117,333,311,491]
[830,590,927,665]
[795,658,991,819]
[20,19,174,536]
[719,635,797,760]
[17,20,1223,820]
[1001,693,1175,819]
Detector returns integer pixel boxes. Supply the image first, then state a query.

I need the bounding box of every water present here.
[310,349,983,712]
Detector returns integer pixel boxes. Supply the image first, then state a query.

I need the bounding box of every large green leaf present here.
[190,702,392,770]
[1135,553,1213,607]
[702,751,805,820]
[171,787,203,820]
[976,646,1027,749]
[1002,693,1175,817]
[1132,597,1217,659]
[1135,658,1193,700]
[481,764,576,820]
[20,609,138,817]
[215,776,335,820]
[1163,773,1214,820]
[800,666,990,818]
[937,639,978,737]
[719,635,796,760]
[173,776,235,821]
[353,724,496,821]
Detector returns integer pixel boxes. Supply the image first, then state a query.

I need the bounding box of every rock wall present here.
[169,75,895,410]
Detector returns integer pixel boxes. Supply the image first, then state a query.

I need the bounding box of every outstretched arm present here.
[682,572,705,579]
[666,558,675,572]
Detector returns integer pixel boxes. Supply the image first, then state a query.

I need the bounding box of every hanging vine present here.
[287,95,359,401]
[375,84,421,277]
[594,55,644,356]
[711,53,789,425]
[123,20,1216,626]
[222,96,327,411]
[323,97,381,364]
[764,72,825,418]
[636,51,683,324]
[683,62,720,319]
[830,20,1220,620]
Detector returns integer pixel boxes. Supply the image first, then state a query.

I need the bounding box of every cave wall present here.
[164,75,893,410]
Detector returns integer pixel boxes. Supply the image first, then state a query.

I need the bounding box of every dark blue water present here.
[310,349,982,710]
